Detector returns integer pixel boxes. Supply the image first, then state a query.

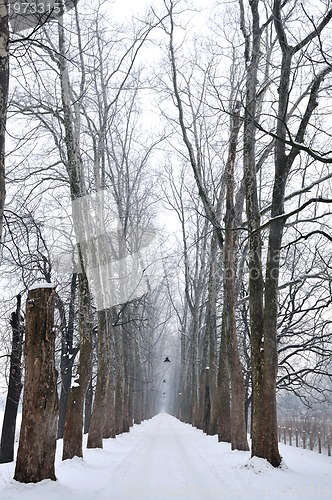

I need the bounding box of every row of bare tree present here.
[0,0,331,482]
[161,0,332,468]
[0,2,172,480]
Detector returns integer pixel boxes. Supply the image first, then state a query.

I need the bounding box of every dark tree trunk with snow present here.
[0,295,24,463]
[14,286,58,483]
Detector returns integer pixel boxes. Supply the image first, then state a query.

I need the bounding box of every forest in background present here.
[0,0,331,482]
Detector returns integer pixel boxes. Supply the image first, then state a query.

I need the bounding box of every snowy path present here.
[0,413,331,499]
[111,412,234,499]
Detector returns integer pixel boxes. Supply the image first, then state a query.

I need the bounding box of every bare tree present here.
[223,101,248,450]
[161,0,249,449]
[0,294,23,463]
[0,1,9,245]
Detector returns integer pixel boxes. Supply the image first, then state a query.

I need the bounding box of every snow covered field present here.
[0,413,331,499]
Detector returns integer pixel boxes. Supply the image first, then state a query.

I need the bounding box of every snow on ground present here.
[0,413,331,499]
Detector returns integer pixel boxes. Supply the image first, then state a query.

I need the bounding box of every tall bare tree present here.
[0,1,9,245]
[0,294,23,463]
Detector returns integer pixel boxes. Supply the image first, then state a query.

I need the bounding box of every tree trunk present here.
[87,309,111,448]
[114,321,125,434]
[126,315,137,429]
[57,273,77,439]
[122,321,131,433]
[191,316,199,426]
[224,102,249,451]
[62,272,93,460]
[197,358,206,431]
[178,327,186,421]
[103,367,115,438]
[243,0,281,466]
[14,285,58,483]
[84,377,93,434]
[255,219,283,465]
[217,316,231,443]
[0,295,23,463]
[206,237,218,435]
[0,2,9,244]
[132,346,143,425]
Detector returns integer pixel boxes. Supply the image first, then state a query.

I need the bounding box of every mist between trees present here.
[0,0,332,482]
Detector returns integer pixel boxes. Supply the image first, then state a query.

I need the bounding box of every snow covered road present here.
[0,413,331,499]
[111,412,234,499]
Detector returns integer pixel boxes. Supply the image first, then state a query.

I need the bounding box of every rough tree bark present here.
[57,273,78,439]
[84,377,93,434]
[103,364,116,438]
[62,270,93,460]
[217,312,231,443]
[87,309,111,448]
[114,318,125,435]
[14,285,58,483]
[132,340,143,425]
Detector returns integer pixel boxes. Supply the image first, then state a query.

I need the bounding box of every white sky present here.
[111,0,158,19]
